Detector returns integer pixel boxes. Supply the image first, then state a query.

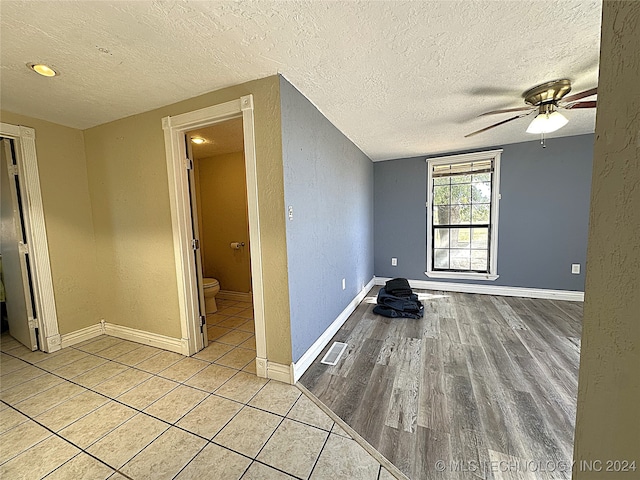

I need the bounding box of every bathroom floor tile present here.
[309,433,380,480]
[213,406,282,458]
[241,461,297,479]
[86,413,169,469]
[35,390,109,432]
[175,442,250,480]
[96,340,144,360]
[120,427,206,480]
[93,368,151,398]
[1,364,48,391]
[135,351,183,374]
[0,354,28,375]
[235,308,255,320]
[58,401,137,449]
[114,345,163,366]
[0,433,80,479]
[184,364,237,392]
[74,336,124,354]
[53,354,109,379]
[44,452,116,480]
[215,371,268,404]
[37,349,90,372]
[217,330,254,347]
[117,376,178,410]
[257,418,329,479]
[331,422,352,439]
[14,381,86,417]
[218,306,245,316]
[215,347,255,370]
[248,381,301,416]
[73,361,128,388]
[194,342,234,362]
[217,316,249,329]
[207,326,233,341]
[0,419,51,463]
[9,347,57,364]
[143,385,207,424]
[206,313,229,326]
[157,357,208,383]
[239,336,257,351]
[0,373,64,405]
[286,394,334,431]
[176,394,243,439]
[0,407,29,434]
[237,320,255,333]
[242,360,257,375]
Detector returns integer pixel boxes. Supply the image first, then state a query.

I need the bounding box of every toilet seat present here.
[203,278,219,289]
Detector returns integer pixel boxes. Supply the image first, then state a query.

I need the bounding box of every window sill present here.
[425,271,499,281]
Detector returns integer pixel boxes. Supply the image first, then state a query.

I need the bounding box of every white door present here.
[186,138,208,349]
[1,138,38,350]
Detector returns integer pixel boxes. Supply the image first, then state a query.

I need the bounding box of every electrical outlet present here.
[342,278,346,290]
[288,206,293,220]
[572,263,581,274]
[391,257,398,266]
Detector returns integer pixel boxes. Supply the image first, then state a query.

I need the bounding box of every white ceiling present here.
[0,1,602,161]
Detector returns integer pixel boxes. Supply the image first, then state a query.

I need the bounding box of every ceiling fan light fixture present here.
[526,110,568,134]
[27,63,58,77]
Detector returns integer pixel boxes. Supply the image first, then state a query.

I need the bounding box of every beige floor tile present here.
[0,355,28,375]
[0,407,28,434]
[331,422,352,439]
[86,413,169,468]
[194,342,234,362]
[117,376,178,410]
[1,364,47,391]
[93,368,151,397]
[0,434,80,480]
[120,427,206,480]
[6,346,53,363]
[237,320,255,333]
[37,349,90,372]
[215,371,268,404]
[218,306,245,316]
[184,364,237,392]
[175,442,250,480]
[73,361,128,388]
[0,373,63,404]
[177,394,243,439]
[96,340,144,360]
[0,419,51,463]
[215,348,256,370]
[217,330,254,347]
[217,316,249,329]
[74,336,124,354]
[241,462,296,479]
[54,355,109,379]
[257,419,329,478]
[157,357,209,382]
[287,394,334,431]
[113,344,163,366]
[14,381,86,417]
[206,312,230,325]
[213,406,282,458]
[143,385,207,423]
[379,467,396,480]
[58,401,137,449]
[309,433,380,480]
[35,390,109,432]
[136,350,183,374]
[248,381,301,416]
[242,360,257,375]
[239,336,257,351]
[44,452,115,480]
[0,334,23,351]
[235,308,254,320]
[208,326,233,341]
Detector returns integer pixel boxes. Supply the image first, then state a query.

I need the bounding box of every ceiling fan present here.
[465,79,597,138]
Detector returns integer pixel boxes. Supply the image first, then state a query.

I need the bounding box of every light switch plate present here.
[571,263,580,274]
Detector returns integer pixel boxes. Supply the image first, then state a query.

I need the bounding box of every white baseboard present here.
[374,277,584,302]
[267,361,294,384]
[60,324,103,349]
[217,290,253,303]
[103,323,190,355]
[292,277,376,383]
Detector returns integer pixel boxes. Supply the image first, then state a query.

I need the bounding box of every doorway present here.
[162,96,267,376]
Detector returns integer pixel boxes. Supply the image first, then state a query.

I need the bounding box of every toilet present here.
[203,278,220,314]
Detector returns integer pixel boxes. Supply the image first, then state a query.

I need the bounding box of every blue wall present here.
[280,76,374,362]
[374,134,594,291]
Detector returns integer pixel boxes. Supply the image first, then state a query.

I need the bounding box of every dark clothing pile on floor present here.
[373,278,424,319]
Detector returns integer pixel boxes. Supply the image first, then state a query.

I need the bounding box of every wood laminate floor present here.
[300,287,582,480]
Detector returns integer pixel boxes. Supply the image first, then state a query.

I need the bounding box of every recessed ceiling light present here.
[191,137,206,144]
[27,63,58,77]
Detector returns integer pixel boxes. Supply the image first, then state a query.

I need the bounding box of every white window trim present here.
[425,149,502,281]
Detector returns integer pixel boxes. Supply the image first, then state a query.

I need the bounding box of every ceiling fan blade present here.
[561,87,597,103]
[465,113,531,138]
[563,100,597,109]
[478,106,534,117]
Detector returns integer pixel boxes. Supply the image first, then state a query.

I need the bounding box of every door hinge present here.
[8,164,18,176]
[191,239,199,250]
[28,318,38,329]
[18,242,29,254]
[200,315,206,332]
[184,158,193,170]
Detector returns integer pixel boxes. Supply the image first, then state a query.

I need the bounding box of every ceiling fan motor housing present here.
[523,79,572,106]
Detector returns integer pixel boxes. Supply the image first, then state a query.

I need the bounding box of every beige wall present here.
[196,152,252,293]
[0,111,99,335]
[83,76,292,363]
[573,1,640,476]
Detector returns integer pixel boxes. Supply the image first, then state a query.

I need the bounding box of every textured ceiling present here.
[189,117,244,159]
[0,1,602,160]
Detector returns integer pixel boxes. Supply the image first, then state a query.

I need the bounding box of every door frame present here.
[0,123,60,352]
[162,96,267,367]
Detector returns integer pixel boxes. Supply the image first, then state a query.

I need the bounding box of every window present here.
[426,149,502,280]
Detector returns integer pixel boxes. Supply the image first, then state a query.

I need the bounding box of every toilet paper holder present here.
[230,242,245,250]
